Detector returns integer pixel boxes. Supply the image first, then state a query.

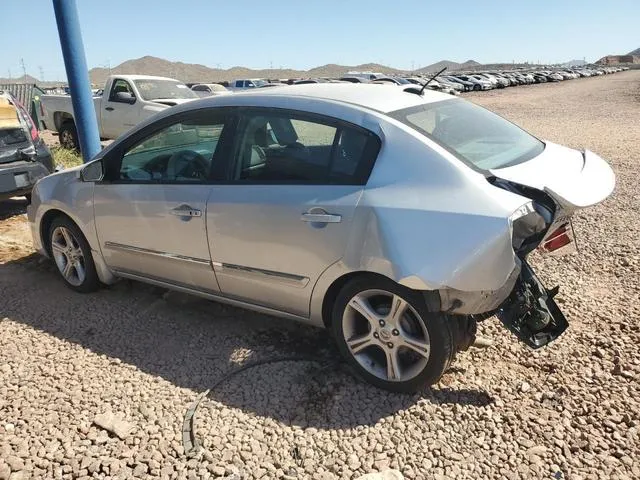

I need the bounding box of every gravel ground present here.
[1,71,639,480]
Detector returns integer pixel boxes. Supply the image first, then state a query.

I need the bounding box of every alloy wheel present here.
[51,226,86,287]
[342,289,431,382]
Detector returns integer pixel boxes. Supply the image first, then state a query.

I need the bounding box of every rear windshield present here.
[389,99,544,170]
[0,128,27,147]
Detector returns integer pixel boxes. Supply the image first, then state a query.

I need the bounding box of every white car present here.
[190,84,232,97]
[28,84,615,392]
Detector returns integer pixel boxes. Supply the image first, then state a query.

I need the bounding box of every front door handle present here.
[170,205,202,218]
[105,107,114,111]
[301,210,342,224]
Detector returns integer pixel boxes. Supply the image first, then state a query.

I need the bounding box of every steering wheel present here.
[165,150,209,181]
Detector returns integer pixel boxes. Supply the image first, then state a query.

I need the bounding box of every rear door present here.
[206,108,381,316]
[94,108,235,293]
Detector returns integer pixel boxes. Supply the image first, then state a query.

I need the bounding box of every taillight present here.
[540,223,573,253]
[15,100,39,142]
[30,124,39,141]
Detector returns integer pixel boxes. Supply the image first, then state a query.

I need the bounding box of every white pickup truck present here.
[40,75,199,150]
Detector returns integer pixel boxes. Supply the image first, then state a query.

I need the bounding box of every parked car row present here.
[437,66,629,92]
[189,65,629,99]
[38,65,630,155]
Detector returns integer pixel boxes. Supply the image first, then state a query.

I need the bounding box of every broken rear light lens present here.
[540,224,573,253]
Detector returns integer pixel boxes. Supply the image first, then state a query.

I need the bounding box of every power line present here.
[20,58,26,82]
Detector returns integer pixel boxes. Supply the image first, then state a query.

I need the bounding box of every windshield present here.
[390,99,545,170]
[133,80,198,101]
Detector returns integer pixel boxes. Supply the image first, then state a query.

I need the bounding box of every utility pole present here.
[52,0,101,162]
[270,60,273,69]
[7,68,11,80]
[411,60,415,71]
[20,58,27,82]
[39,66,45,82]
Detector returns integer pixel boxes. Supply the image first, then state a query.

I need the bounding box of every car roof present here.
[222,83,452,113]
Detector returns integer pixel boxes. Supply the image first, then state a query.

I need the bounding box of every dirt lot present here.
[1,72,639,480]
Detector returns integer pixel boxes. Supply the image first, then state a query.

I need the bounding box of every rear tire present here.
[59,122,79,152]
[331,275,455,393]
[48,216,100,293]
[473,84,481,91]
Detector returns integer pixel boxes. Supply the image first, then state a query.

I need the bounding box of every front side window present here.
[133,79,198,101]
[232,110,380,185]
[109,80,134,101]
[119,114,227,183]
[389,99,544,170]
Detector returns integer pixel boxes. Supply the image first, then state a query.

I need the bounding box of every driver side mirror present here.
[113,91,136,104]
[80,159,103,182]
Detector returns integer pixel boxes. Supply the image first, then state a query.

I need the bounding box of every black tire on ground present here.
[48,216,100,293]
[331,274,455,393]
[473,84,481,91]
[59,121,79,152]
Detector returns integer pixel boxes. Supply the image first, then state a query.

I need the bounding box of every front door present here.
[206,108,381,316]
[94,109,233,293]
[101,78,139,139]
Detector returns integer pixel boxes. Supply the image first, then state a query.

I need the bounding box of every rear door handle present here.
[105,107,114,111]
[170,205,202,218]
[301,211,342,223]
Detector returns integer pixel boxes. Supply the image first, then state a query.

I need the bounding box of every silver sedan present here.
[28,84,615,392]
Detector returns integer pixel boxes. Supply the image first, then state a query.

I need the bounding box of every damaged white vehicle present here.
[27,84,615,392]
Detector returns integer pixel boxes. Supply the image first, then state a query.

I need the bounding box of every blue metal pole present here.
[52,0,101,162]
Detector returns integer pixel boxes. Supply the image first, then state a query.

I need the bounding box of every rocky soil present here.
[1,71,639,479]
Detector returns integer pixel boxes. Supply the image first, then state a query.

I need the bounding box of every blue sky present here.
[1,0,638,81]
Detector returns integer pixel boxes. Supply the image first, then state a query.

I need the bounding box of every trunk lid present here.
[489,142,615,211]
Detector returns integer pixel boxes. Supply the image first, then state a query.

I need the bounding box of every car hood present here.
[489,142,615,210]
[149,98,198,107]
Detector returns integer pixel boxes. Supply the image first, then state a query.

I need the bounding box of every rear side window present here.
[232,109,380,185]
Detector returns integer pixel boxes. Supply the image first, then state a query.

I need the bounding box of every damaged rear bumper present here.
[496,261,568,348]
[0,161,49,201]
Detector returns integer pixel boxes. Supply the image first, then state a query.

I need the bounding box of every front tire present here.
[473,84,481,91]
[331,275,454,393]
[48,217,99,293]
